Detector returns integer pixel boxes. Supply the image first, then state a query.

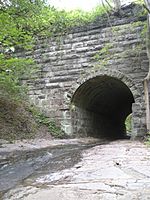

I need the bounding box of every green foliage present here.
[145,133,150,145]
[30,4,110,37]
[0,0,110,47]
[125,114,132,133]
[98,44,113,56]
[65,5,110,27]
[133,0,149,17]
[0,52,36,100]
[0,0,46,48]
[0,0,42,101]
[29,106,66,138]
[131,21,147,40]
[133,0,144,5]
[93,43,113,68]
[141,22,148,40]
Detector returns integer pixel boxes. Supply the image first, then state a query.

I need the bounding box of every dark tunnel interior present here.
[71,75,135,139]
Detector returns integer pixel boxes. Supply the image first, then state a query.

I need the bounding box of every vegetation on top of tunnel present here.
[0,0,110,49]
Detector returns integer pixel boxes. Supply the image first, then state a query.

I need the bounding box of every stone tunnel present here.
[71,75,135,139]
[20,4,149,139]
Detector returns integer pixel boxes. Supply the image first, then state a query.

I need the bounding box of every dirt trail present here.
[2,139,150,200]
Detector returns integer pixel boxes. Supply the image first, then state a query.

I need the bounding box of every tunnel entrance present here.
[71,75,135,139]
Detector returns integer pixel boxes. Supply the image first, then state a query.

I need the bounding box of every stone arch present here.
[68,69,142,102]
[67,69,143,139]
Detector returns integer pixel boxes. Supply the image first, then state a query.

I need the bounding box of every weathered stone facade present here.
[19,4,149,139]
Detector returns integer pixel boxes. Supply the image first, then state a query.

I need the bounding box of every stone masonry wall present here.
[17,4,149,138]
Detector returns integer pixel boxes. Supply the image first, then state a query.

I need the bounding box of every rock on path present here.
[3,140,150,200]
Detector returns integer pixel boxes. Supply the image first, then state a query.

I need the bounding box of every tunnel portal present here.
[71,75,135,139]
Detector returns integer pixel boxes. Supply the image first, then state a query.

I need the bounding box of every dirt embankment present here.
[0,97,51,141]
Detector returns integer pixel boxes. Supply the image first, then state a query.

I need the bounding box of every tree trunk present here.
[144,79,150,131]
[144,0,150,132]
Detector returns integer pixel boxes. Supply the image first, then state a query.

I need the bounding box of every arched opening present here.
[71,75,135,139]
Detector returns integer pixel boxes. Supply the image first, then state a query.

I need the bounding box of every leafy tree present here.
[0,0,47,100]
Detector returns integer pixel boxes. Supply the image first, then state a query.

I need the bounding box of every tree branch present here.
[143,3,150,13]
